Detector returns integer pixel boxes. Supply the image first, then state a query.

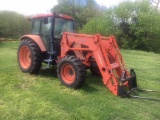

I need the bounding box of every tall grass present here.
[0,42,160,120]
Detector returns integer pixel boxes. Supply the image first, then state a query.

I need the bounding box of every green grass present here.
[0,41,160,120]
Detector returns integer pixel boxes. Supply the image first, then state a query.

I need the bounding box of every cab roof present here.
[29,13,73,20]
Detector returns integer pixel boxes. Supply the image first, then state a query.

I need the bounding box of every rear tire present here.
[57,56,86,89]
[18,39,42,74]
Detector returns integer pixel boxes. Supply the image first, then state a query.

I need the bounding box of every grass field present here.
[0,41,160,120]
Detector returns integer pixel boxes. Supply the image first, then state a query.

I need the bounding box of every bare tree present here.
[152,0,160,10]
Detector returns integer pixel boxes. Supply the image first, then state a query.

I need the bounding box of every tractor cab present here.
[31,14,74,55]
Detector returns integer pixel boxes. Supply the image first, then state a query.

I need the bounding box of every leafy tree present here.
[81,0,160,53]
[114,0,160,52]
[79,8,117,36]
[52,0,106,29]
[113,0,150,49]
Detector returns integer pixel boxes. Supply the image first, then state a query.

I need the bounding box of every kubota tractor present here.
[18,13,137,97]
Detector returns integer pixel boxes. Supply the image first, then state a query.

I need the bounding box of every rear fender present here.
[19,35,46,52]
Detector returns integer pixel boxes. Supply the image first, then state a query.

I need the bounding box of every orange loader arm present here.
[59,32,137,97]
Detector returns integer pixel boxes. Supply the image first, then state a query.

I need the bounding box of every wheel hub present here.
[19,45,31,69]
[61,63,75,84]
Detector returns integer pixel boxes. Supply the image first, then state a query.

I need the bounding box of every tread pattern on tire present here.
[57,55,86,89]
[18,39,42,74]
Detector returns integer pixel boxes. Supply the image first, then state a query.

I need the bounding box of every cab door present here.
[40,17,52,52]
[32,17,52,53]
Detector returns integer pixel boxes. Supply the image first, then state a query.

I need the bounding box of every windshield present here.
[54,18,74,38]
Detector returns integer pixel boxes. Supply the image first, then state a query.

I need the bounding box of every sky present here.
[0,0,124,15]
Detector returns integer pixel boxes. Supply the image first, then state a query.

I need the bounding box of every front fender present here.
[19,34,46,52]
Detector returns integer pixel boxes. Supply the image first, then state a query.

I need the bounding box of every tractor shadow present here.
[81,72,104,93]
[37,67,104,93]
[38,66,58,79]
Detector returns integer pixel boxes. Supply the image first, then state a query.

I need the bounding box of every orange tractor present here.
[18,13,137,97]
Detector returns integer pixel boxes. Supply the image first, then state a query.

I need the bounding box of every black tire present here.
[18,39,42,74]
[90,62,101,77]
[57,55,86,89]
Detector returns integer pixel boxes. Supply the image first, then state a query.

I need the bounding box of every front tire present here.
[18,39,42,74]
[57,56,86,89]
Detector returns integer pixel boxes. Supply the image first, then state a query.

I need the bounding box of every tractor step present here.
[43,59,52,69]
[47,52,54,55]
[47,51,57,56]
[44,59,53,63]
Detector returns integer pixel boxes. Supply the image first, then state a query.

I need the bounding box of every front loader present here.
[18,13,137,97]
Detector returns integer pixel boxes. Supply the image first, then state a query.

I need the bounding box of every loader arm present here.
[59,32,137,96]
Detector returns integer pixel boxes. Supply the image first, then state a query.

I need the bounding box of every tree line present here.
[0,0,160,53]
[53,0,160,53]
[0,11,31,39]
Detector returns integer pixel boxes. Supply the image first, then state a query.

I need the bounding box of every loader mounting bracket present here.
[118,69,137,97]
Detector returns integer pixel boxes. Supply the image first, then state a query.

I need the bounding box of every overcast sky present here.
[0,0,124,15]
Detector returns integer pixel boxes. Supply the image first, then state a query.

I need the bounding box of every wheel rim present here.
[19,45,31,69]
[61,63,76,84]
